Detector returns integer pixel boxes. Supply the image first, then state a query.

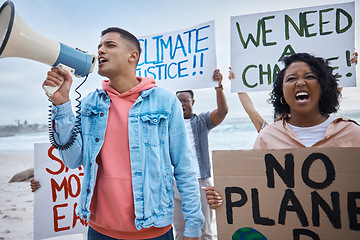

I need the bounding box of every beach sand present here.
[0,150,84,240]
[0,150,35,240]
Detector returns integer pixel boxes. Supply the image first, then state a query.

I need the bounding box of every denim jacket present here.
[51,86,204,238]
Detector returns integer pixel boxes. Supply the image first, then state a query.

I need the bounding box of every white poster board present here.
[137,21,217,92]
[230,2,355,92]
[34,143,87,239]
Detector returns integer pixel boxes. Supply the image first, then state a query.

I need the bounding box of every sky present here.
[0,0,359,125]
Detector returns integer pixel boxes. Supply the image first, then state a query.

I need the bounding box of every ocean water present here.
[0,117,258,152]
[209,117,260,150]
[1,111,360,152]
[0,131,49,152]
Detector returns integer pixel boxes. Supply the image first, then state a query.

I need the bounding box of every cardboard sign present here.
[213,148,360,239]
[230,2,355,92]
[137,21,217,92]
[34,143,87,239]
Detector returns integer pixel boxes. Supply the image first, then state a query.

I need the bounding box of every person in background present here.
[228,52,358,133]
[205,52,360,209]
[42,27,204,240]
[174,69,228,240]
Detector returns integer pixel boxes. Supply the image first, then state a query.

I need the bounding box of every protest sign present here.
[34,143,87,239]
[137,21,217,92]
[213,148,360,239]
[230,2,355,92]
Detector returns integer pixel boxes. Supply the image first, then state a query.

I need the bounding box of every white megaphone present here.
[0,0,96,96]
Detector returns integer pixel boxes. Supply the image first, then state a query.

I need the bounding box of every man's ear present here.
[192,99,195,106]
[129,50,139,64]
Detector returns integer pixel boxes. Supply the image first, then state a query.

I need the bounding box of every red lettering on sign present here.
[46,146,67,175]
[53,203,70,232]
[51,177,69,202]
[68,174,81,198]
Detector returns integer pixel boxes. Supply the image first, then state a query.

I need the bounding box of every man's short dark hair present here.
[176,90,194,99]
[101,27,142,56]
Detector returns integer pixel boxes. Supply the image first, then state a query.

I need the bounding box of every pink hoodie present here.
[89,77,171,239]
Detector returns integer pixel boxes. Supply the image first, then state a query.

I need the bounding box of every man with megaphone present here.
[43,27,204,240]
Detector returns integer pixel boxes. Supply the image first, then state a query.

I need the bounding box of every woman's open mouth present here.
[295,91,309,103]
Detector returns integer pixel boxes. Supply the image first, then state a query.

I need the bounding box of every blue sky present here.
[0,0,359,125]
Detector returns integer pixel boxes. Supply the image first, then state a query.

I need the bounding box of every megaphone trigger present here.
[42,84,60,97]
[42,64,75,97]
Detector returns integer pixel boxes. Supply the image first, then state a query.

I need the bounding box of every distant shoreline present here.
[0,123,47,137]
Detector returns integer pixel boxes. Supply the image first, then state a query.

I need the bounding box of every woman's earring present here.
[280,97,286,105]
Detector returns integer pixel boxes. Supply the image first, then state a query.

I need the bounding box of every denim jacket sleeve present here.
[51,100,83,169]
[169,98,205,237]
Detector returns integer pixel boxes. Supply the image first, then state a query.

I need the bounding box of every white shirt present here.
[184,119,201,179]
[287,116,335,147]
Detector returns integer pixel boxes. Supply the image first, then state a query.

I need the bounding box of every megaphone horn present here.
[0,0,96,96]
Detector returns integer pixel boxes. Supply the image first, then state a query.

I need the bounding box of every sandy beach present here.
[0,150,85,240]
[0,150,35,240]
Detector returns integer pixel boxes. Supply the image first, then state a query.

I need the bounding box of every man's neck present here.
[109,73,139,94]
[184,113,193,119]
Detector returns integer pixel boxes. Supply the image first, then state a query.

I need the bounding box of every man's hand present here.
[30,178,41,192]
[42,67,73,106]
[212,69,223,87]
[202,186,223,209]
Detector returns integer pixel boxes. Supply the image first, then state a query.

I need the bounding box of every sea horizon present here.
[1,110,360,153]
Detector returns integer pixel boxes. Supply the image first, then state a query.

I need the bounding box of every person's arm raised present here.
[229,67,265,133]
[210,69,229,126]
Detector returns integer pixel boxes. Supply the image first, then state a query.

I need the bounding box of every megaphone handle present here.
[43,64,75,97]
